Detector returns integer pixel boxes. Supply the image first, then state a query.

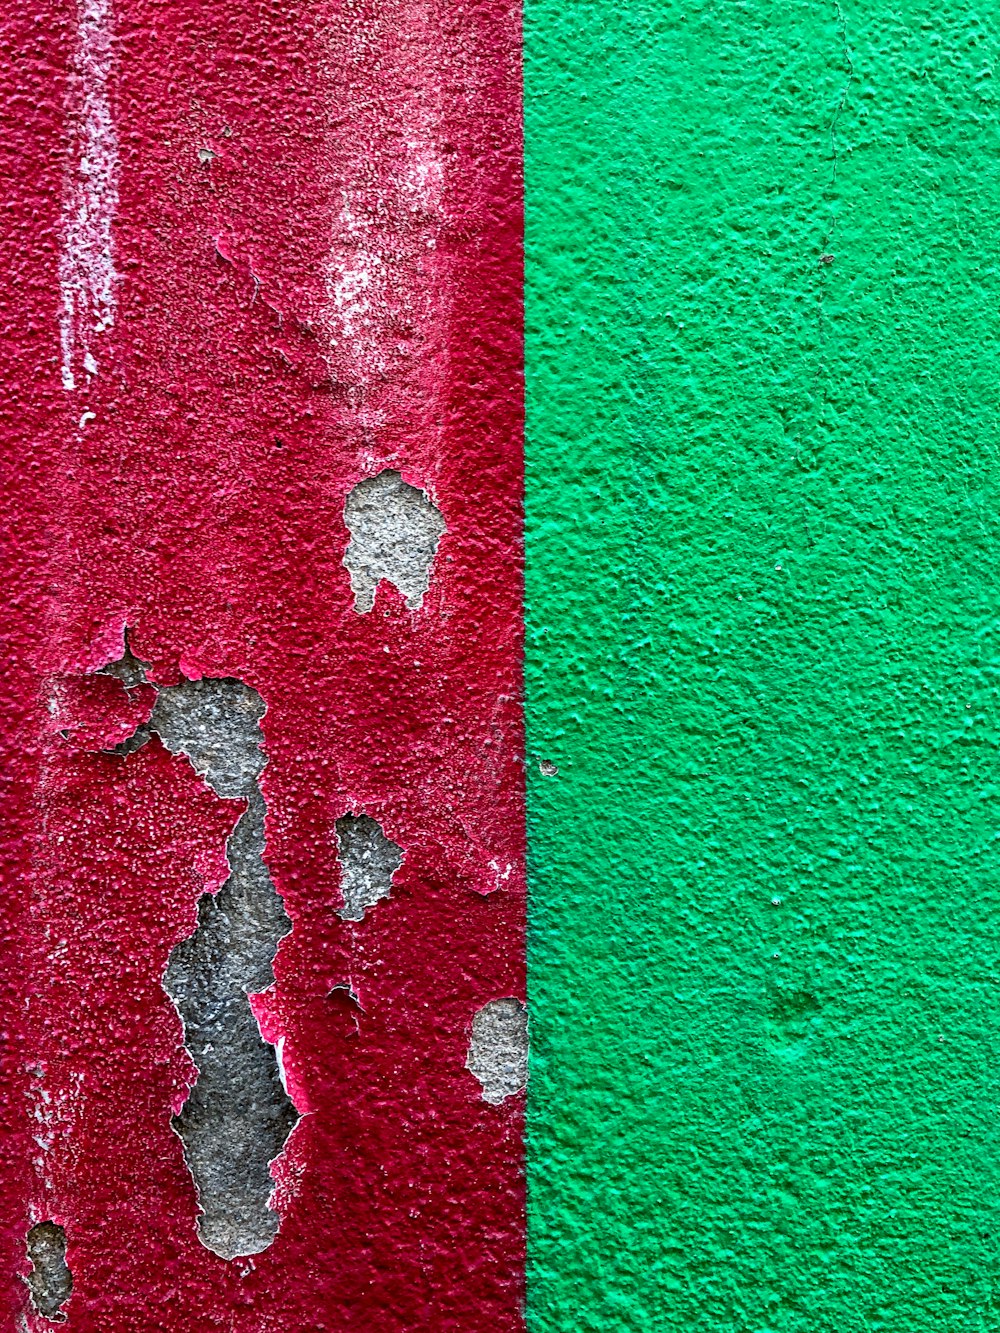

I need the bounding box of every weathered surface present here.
[97,637,147,690]
[148,678,267,801]
[526,3,1000,1329]
[467,1000,527,1105]
[343,470,446,613]
[334,814,403,922]
[1,0,523,1325]
[24,1223,72,1321]
[153,678,297,1259]
[165,786,297,1258]
[69,668,297,1258]
[58,0,118,391]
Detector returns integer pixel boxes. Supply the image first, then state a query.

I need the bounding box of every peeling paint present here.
[334,813,403,922]
[467,999,528,1104]
[343,470,446,613]
[88,662,299,1257]
[98,635,147,690]
[149,679,296,1258]
[4,0,524,1320]
[24,1223,72,1321]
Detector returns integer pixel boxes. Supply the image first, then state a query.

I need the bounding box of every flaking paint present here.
[2,0,524,1327]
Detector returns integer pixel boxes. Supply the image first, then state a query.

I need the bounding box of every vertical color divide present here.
[1,0,524,1328]
[8,0,1000,1328]
[526,2,1000,1329]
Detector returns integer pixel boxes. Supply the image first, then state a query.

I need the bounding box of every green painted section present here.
[524,4,1000,1329]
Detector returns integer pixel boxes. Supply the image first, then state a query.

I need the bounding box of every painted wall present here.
[1,0,524,1328]
[7,0,1000,1327]
[526,3,1000,1329]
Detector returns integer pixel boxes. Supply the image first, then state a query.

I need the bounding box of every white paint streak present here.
[59,0,119,391]
[323,0,448,414]
[25,1062,87,1196]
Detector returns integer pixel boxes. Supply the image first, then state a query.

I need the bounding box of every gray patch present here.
[24,1222,72,1321]
[153,677,297,1259]
[97,634,148,689]
[343,469,446,613]
[334,814,403,922]
[467,998,528,1104]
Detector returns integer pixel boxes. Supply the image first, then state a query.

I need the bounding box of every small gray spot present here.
[538,759,558,777]
[467,998,528,1104]
[24,1222,72,1321]
[335,814,403,922]
[343,469,446,613]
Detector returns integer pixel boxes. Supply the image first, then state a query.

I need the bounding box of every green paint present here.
[524,4,1000,1328]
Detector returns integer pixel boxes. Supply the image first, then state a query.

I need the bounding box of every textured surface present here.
[343,470,447,613]
[335,814,404,922]
[467,999,529,1106]
[152,676,297,1260]
[0,0,524,1326]
[24,1223,72,1321]
[526,3,1000,1330]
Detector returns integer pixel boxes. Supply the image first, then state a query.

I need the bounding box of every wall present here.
[526,3,1000,1329]
[1,0,524,1328]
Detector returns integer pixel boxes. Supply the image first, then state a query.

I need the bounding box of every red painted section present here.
[0,0,524,1326]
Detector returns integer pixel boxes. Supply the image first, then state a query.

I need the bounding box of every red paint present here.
[0,0,523,1325]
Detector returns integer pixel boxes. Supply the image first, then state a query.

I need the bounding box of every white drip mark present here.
[59,0,119,392]
[322,0,448,403]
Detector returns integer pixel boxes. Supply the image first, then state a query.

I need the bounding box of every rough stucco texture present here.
[526,4,1000,1331]
[0,0,524,1328]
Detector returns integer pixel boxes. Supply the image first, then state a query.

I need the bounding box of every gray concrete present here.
[466,998,528,1104]
[102,666,298,1260]
[343,469,446,612]
[334,813,403,921]
[24,1222,72,1320]
[155,678,297,1259]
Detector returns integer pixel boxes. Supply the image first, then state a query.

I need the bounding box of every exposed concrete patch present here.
[150,677,267,800]
[343,469,446,612]
[99,666,297,1258]
[334,813,403,922]
[154,677,298,1259]
[467,998,528,1104]
[24,1222,72,1321]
